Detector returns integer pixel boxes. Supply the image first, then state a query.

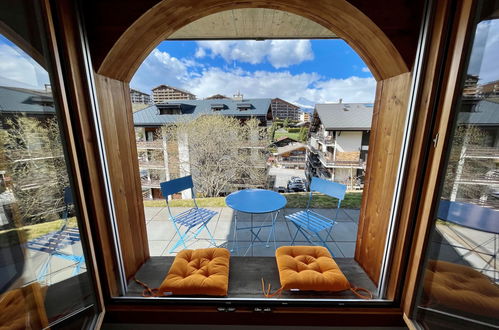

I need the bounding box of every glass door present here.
[412,1,499,328]
[0,0,101,328]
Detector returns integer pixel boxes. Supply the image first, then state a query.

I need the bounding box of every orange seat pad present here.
[275,246,350,292]
[424,260,499,317]
[159,248,230,296]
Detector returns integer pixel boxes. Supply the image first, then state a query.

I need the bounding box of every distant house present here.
[306,103,373,188]
[130,88,152,104]
[133,98,272,199]
[274,143,307,169]
[300,111,311,123]
[271,98,300,121]
[151,84,196,103]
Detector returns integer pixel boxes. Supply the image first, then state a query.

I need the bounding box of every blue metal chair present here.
[285,177,347,256]
[27,187,85,282]
[160,176,217,253]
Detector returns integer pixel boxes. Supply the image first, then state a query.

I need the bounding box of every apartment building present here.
[306,103,372,189]
[271,98,300,120]
[151,84,196,103]
[130,88,152,104]
[133,98,272,199]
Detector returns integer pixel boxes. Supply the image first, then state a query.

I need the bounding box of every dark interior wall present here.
[81,0,425,74]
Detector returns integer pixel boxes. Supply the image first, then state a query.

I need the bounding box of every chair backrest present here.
[160,176,194,197]
[310,177,347,201]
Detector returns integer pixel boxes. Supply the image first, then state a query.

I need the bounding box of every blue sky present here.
[130,39,376,108]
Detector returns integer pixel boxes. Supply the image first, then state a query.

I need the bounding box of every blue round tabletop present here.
[225,189,287,214]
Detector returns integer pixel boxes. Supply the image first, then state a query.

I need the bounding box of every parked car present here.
[287,180,306,192]
[276,186,288,193]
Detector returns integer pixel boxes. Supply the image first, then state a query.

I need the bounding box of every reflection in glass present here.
[0,2,97,327]
[415,1,499,328]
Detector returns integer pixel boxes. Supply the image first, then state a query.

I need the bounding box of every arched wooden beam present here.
[97,0,409,82]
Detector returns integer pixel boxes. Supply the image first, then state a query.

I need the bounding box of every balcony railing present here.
[464,147,499,159]
[136,140,163,149]
[311,132,335,145]
[138,160,165,169]
[140,179,162,188]
[318,151,365,168]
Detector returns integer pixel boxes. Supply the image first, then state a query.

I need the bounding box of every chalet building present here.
[133,98,272,199]
[271,98,301,120]
[306,103,372,188]
[129,88,152,104]
[2,1,497,329]
[151,84,196,103]
[273,142,307,169]
[271,136,300,148]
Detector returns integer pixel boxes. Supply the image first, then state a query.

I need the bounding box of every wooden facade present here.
[1,0,484,327]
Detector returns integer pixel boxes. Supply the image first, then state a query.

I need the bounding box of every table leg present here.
[231,211,239,255]
[266,210,278,250]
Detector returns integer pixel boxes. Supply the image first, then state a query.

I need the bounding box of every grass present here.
[143,192,363,209]
[274,131,300,141]
[0,217,77,247]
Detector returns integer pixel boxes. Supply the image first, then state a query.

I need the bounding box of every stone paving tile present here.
[335,242,356,258]
[331,222,358,242]
[143,207,163,221]
[148,240,168,256]
[146,220,177,241]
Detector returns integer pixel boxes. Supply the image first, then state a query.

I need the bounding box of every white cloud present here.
[195,40,314,68]
[468,19,499,84]
[131,48,376,104]
[361,66,370,73]
[130,48,198,93]
[0,41,49,89]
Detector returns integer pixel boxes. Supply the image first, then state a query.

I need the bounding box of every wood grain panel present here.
[49,0,119,300]
[401,0,475,316]
[386,0,454,301]
[94,74,149,279]
[93,0,409,81]
[355,72,412,285]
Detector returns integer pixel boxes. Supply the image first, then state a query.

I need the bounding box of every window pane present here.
[414,1,499,328]
[0,2,97,328]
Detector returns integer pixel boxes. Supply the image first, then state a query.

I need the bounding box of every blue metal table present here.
[225,189,287,255]
[437,200,499,282]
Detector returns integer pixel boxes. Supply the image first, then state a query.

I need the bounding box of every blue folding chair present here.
[27,187,85,282]
[285,177,347,256]
[160,176,217,253]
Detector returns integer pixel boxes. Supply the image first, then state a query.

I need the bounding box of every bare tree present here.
[2,115,69,224]
[163,115,269,197]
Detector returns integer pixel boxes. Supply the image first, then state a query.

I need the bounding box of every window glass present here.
[0,1,97,327]
[414,1,499,328]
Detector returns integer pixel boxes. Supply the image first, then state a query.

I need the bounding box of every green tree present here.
[283,118,289,128]
[298,126,309,142]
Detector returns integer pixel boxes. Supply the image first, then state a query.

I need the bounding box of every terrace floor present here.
[144,206,360,257]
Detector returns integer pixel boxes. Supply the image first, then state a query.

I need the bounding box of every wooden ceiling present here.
[167,8,337,40]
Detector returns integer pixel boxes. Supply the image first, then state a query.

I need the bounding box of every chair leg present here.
[231,212,239,255]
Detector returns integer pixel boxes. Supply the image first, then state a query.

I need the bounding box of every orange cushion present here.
[275,246,350,292]
[424,260,499,317]
[158,248,230,296]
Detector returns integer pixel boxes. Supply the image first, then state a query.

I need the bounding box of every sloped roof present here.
[458,100,499,126]
[315,103,373,130]
[275,142,307,155]
[133,98,272,126]
[0,86,55,114]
